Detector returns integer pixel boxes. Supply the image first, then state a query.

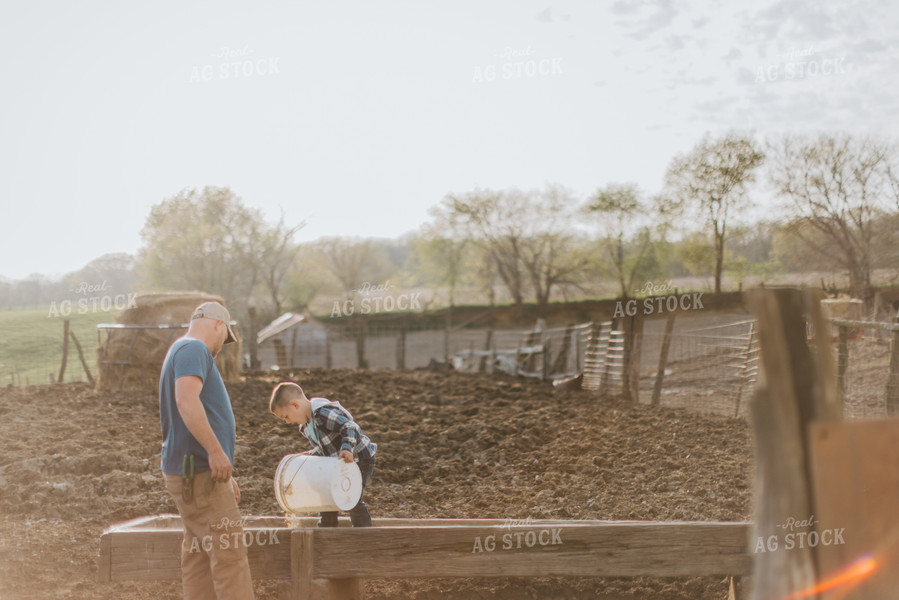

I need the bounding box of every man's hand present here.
[209,448,233,483]
[338,450,354,463]
[230,477,241,504]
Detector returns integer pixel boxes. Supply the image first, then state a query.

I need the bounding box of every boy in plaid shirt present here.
[269,382,377,527]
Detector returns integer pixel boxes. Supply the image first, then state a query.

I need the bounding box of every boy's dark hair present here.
[269,382,304,413]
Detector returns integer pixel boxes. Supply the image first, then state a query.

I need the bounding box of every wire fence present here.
[630,319,758,417]
[0,335,95,387]
[4,310,896,422]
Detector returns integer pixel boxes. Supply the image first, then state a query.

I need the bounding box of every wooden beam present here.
[98,519,752,582]
[100,527,291,581]
[312,522,751,578]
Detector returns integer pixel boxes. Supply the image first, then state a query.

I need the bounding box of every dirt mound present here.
[94,292,241,390]
[0,369,752,599]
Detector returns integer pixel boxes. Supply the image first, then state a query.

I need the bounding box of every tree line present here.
[4,131,899,331]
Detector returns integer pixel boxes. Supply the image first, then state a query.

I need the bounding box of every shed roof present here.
[257,312,308,345]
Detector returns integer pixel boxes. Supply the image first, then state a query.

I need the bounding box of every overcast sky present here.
[1,0,896,281]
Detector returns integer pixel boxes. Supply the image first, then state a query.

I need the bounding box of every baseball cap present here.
[191,301,237,344]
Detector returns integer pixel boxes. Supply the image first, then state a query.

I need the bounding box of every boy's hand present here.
[338,450,354,463]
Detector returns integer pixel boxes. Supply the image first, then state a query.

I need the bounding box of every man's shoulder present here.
[170,337,210,359]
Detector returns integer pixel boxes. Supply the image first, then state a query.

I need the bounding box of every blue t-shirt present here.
[159,337,236,475]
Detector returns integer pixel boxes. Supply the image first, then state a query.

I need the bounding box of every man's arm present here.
[175,375,232,482]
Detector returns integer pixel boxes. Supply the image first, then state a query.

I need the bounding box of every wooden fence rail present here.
[99,516,753,599]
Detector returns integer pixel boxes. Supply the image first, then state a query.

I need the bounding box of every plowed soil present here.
[0,368,752,599]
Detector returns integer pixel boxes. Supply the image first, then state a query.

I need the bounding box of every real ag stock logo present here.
[329,281,423,318]
[471,518,564,553]
[613,281,704,317]
[188,44,281,83]
[754,514,846,553]
[47,281,137,318]
[472,45,563,83]
[754,44,847,83]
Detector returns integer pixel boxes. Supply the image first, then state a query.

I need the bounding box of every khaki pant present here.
[164,471,255,600]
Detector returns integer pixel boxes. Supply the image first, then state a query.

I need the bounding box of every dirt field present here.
[0,368,752,599]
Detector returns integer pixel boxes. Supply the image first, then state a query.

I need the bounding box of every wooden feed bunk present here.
[98,515,752,599]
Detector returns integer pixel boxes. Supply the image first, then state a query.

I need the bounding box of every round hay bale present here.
[95,291,242,390]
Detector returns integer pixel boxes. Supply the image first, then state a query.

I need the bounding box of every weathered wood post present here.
[622,314,643,403]
[355,315,368,369]
[479,328,493,372]
[651,314,676,406]
[58,319,70,383]
[248,306,260,370]
[886,317,899,416]
[395,321,406,370]
[745,287,882,600]
[325,328,333,369]
[837,325,848,395]
[289,530,363,600]
[747,288,832,600]
[290,325,299,369]
[542,338,551,381]
[68,330,95,386]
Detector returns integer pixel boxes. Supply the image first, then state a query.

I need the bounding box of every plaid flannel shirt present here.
[300,402,377,461]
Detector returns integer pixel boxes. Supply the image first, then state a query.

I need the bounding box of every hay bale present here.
[95,291,242,390]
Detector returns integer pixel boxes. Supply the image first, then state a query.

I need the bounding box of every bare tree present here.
[768,134,898,304]
[448,188,528,308]
[447,185,590,316]
[320,237,393,298]
[585,183,661,298]
[664,133,765,293]
[519,185,593,314]
[252,211,305,315]
[416,200,471,309]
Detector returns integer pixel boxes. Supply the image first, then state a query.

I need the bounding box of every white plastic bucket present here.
[274,454,363,514]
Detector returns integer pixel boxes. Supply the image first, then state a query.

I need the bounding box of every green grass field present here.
[0,305,124,386]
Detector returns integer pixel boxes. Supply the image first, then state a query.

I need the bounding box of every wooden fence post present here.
[622,314,643,403]
[838,325,849,395]
[395,321,406,370]
[479,329,493,373]
[58,319,70,383]
[886,317,899,415]
[355,315,368,369]
[290,529,313,600]
[542,338,551,381]
[325,329,333,369]
[68,330,95,386]
[746,287,843,600]
[290,325,299,369]
[487,339,495,375]
[651,314,676,406]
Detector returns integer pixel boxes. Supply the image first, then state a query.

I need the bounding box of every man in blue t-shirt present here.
[159,301,254,600]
